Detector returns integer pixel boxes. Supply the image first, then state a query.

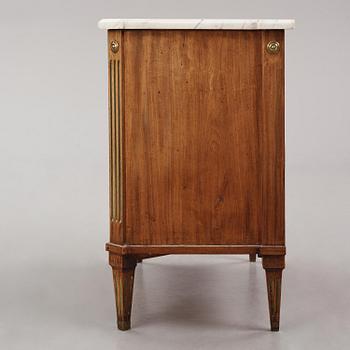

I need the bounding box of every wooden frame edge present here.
[106,243,286,256]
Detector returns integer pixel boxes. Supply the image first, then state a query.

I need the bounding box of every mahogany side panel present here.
[123,30,264,245]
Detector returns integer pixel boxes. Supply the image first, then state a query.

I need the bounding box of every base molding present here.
[107,245,285,331]
[106,243,285,256]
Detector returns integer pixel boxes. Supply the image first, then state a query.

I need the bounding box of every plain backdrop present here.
[0,1,349,349]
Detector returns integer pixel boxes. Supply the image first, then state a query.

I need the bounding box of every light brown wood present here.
[262,255,285,331]
[106,242,285,256]
[109,254,137,330]
[261,30,285,246]
[108,30,125,244]
[124,30,265,246]
[104,29,287,331]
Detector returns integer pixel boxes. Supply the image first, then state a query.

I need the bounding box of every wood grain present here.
[261,30,285,245]
[106,242,286,256]
[105,29,287,331]
[123,30,265,245]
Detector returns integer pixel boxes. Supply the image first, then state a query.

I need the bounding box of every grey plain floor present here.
[1,169,350,350]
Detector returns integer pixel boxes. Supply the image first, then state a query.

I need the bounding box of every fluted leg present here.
[262,255,285,331]
[109,254,137,330]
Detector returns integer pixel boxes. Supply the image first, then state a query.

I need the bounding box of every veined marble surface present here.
[98,19,295,30]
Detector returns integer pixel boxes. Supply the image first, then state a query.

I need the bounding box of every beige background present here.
[0,0,349,349]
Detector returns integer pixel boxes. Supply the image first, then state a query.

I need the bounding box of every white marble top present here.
[98,19,295,30]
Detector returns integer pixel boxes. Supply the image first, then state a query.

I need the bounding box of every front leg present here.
[109,254,137,330]
[262,255,285,331]
[249,253,256,262]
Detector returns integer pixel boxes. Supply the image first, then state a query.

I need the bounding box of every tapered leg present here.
[109,254,137,330]
[249,253,256,262]
[262,256,285,331]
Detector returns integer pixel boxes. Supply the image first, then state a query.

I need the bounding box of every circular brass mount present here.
[266,41,280,54]
[110,41,120,53]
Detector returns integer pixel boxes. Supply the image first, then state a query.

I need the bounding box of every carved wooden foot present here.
[262,255,285,331]
[109,254,137,330]
[249,253,256,262]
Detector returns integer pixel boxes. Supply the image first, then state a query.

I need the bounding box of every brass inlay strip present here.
[109,57,122,221]
[114,59,119,220]
[109,59,115,220]
[117,59,123,221]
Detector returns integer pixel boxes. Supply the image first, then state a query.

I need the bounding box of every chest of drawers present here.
[99,18,294,331]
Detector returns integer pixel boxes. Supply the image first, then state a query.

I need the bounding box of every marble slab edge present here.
[98,19,295,30]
